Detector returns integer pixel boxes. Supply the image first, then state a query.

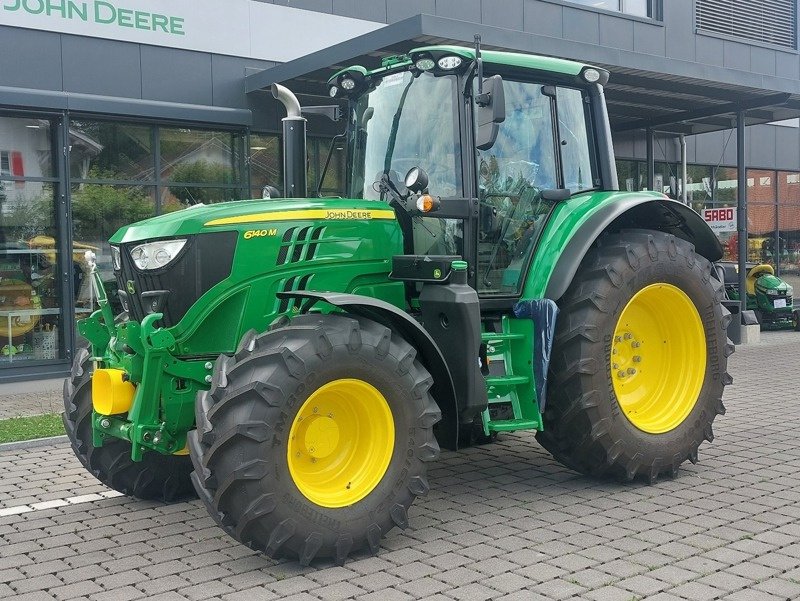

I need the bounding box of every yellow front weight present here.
[92,368,135,416]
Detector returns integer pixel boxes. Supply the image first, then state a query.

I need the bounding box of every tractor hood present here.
[756,273,791,293]
[108,198,396,244]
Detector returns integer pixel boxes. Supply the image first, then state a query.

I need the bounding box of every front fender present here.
[522,191,723,301]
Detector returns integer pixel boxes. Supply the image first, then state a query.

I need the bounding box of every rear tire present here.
[62,347,197,502]
[792,309,800,331]
[537,230,733,482]
[188,313,440,565]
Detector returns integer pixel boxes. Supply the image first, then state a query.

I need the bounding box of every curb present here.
[0,435,69,452]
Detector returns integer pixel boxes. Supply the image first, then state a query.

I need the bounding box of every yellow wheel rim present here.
[287,378,395,508]
[611,283,706,434]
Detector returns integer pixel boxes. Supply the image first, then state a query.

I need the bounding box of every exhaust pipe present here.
[271,83,307,198]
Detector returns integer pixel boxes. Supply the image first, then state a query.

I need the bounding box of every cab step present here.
[480,316,543,436]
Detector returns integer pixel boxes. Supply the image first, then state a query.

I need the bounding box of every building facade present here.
[0,0,798,381]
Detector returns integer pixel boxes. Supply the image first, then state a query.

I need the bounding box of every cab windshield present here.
[347,71,462,200]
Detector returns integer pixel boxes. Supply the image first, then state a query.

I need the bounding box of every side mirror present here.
[475,75,505,151]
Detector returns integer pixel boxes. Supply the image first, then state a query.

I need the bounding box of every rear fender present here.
[276,291,460,449]
[542,197,723,301]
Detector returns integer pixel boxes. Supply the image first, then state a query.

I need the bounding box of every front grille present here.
[116,232,237,328]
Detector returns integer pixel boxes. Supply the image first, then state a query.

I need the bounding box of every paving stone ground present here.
[1,331,800,600]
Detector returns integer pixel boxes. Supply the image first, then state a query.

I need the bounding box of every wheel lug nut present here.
[632,341,640,348]
[612,363,619,369]
[618,370,626,378]
[627,368,636,375]
[615,336,622,342]
[623,333,632,340]
[633,356,641,363]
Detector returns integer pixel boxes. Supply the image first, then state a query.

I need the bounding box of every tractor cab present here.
[329,45,613,301]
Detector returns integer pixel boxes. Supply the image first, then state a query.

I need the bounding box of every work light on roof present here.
[582,68,601,83]
[415,58,435,71]
[340,78,356,91]
[437,55,463,70]
[328,85,338,97]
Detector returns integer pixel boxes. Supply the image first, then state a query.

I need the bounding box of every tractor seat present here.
[746,264,774,296]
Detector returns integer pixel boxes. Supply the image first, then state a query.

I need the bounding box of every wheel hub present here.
[611,283,706,434]
[302,415,340,459]
[287,379,395,508]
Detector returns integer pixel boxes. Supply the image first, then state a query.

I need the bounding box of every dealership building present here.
[1,0,799,381]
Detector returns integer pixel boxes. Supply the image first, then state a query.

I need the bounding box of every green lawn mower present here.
[717,261,798,330]
[65,41,733,565]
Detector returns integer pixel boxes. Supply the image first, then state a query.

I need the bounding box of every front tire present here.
[62,347,196,502]
[537,230,733,482]
[188,313,440,565]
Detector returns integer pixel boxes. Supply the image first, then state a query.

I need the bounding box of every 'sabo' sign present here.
[703,207,737,233]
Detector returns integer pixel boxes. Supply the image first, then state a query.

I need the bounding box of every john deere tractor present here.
[716,261,797,330]
[65,43,733,565]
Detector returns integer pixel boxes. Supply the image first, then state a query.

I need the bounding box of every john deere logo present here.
[126,280,135,295]
[433,269,442,279]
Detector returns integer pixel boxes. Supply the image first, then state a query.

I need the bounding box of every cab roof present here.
[328,44,595,84]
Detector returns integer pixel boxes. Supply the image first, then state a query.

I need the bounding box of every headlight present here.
[110,246,121,271]
[129,239,187,271]
[767,289,779,296]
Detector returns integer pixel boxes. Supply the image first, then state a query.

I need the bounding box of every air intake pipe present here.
[271,83,307,198]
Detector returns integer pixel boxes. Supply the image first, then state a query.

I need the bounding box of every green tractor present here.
[716,261,798,330]
[65,43,733,565]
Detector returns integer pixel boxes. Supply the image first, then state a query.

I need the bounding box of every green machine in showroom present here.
[65,42,733,565]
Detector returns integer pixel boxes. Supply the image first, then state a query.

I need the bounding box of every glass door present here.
[0,113,64,366]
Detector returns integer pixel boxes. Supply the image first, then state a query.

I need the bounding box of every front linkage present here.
[80,263,210,461]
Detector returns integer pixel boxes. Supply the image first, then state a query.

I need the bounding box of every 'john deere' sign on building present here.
[3,0,185,34]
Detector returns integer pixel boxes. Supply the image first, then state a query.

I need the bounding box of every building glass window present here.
[0,115,64,364]
[777,171,800,291]
[249,134,282,198]
[566,0,657,18]
[68,120,247,317]
[160,127,246,206]
[747,169,777,270]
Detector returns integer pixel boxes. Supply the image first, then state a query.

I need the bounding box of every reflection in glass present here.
[0,117,54,179]
[477,80,560,294]
[69,121,153,181]
[557,88,597,193]
[0,180,62,363]
[349,71,462,200]
[250,134,281,198]
[70,184,155,313]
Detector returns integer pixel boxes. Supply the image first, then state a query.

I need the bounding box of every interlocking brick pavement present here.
[1,331,799,600]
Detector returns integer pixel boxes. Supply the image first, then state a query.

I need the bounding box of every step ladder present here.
[480,316,543,436]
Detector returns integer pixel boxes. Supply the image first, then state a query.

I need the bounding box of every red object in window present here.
[11,152,24,177]
[11,151,24,188]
